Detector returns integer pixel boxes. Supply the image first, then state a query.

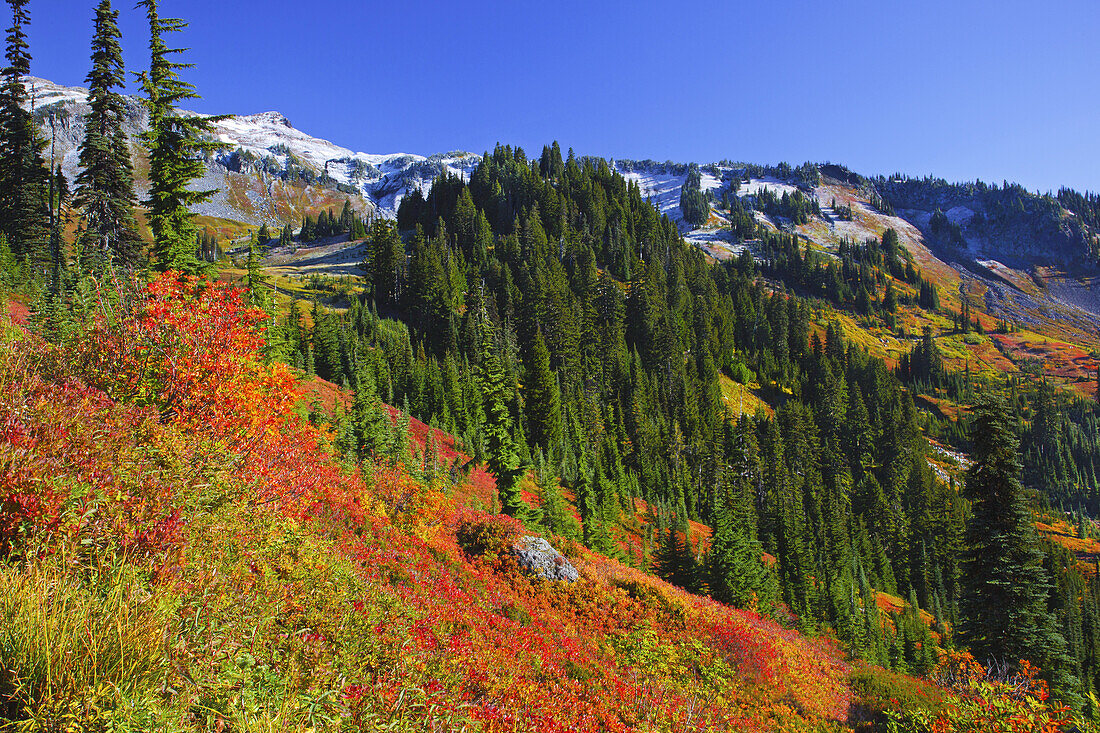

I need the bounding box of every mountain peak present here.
[239,110,292,128]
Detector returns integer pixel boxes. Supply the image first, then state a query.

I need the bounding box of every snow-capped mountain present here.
[27,74,1100,308]
[25,76,787,240]
[25,76,479,226]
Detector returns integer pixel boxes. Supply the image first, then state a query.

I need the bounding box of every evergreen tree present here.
[137,0,222,274]
[352,366,390,460]
[73,0,142,270]
[244,230,268,310]
[708,419,775,609]
[959,394,1070,683]
[477,308,526,517]
[363,219,404,306]
[654,516,701,593]
[523,329,562,452]
[707,492,773,610]
[679,164,709,228]
[0,232,15,285]
[0,0,49,264]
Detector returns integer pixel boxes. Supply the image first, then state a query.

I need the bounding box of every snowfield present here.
[26,77,87,108]
[209,111,479,216]
[615,163,724,222]
[736,178,802,200]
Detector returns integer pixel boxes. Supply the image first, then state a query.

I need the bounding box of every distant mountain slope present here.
[25,76,479,226]
[29,75,1100,332]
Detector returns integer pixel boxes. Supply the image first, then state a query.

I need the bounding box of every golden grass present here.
[0,559,169,729]
[718,374,774,417]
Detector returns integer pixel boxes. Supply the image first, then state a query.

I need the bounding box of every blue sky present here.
[29,0,1100,193]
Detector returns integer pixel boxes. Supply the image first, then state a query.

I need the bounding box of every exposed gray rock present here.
[512,536,578,583]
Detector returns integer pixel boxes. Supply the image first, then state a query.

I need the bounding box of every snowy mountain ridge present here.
[26,76,804,235]
[24,76,479,223]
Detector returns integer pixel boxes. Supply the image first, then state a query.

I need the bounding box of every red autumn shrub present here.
[56,272,300,446]
[1,273,378,559]
[0,355,185,561]
[453,509,524,557]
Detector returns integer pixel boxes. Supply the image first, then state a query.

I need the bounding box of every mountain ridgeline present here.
[27,75,1100,279]
[875,175,1100,269]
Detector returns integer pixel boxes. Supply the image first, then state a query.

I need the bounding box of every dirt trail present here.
[265,236,368,278]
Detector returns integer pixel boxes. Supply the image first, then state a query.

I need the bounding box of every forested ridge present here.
[1,0,1099,730]
[275,141,1100,712]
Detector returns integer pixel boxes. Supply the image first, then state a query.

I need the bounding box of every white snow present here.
[616,164,724,225]
[683,228,747,260]
[620,169,685,217]
[24,77,87,109]
[25,74,827,253]
[736,177,802,200]
[699,171,722,193]
[25,75,481,220]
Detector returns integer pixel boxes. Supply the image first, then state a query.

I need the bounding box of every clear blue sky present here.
[28,0,1100,193]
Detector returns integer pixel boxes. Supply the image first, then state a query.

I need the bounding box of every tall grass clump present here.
[0,559,169,731]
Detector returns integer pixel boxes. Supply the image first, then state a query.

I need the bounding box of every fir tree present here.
[363,219,403,306]
[74,0,142,270]
[0,232,15,285]
[679,164,709,228]
[136,0,223,274]
[708,418,775,609]
[352,366,390,460]
[523,329,562,452]
[959,394,1071,683]
[654,516,701,593]
[707,494,772,610]
[477,308,526,517]
[244,230,268,310]
[0,0,49,264]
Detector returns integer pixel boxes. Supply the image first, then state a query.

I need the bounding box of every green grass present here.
[0,559,170,731]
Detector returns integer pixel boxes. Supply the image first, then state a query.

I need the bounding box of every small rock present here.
[512,536,578,583]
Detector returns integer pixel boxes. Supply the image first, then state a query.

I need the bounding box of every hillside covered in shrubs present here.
[0,273,1082,732]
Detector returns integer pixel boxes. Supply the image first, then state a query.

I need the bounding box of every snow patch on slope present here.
[616,164,723,223]
[25,77,87,108]
[209,111,479,216]
[737,178,801,200]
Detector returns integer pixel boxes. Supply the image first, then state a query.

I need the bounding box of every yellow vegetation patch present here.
[718,374,773,417]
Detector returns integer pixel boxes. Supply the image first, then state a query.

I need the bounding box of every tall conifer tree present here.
[959,394,1071,685]
[74,0,142,270]
[476,307,526,517]
[0,0,48,264]
[137,0,222,274]
[244,230,268,310]
[524,329,562,452]
[708,418,774,610]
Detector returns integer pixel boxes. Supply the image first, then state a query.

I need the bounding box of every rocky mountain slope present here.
[26,76,479,226]
[30,75,1100,336]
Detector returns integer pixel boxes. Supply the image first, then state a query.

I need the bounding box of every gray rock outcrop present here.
[512,536,578,583]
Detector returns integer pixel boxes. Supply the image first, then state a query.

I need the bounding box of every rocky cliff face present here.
[875,176,1097,271]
